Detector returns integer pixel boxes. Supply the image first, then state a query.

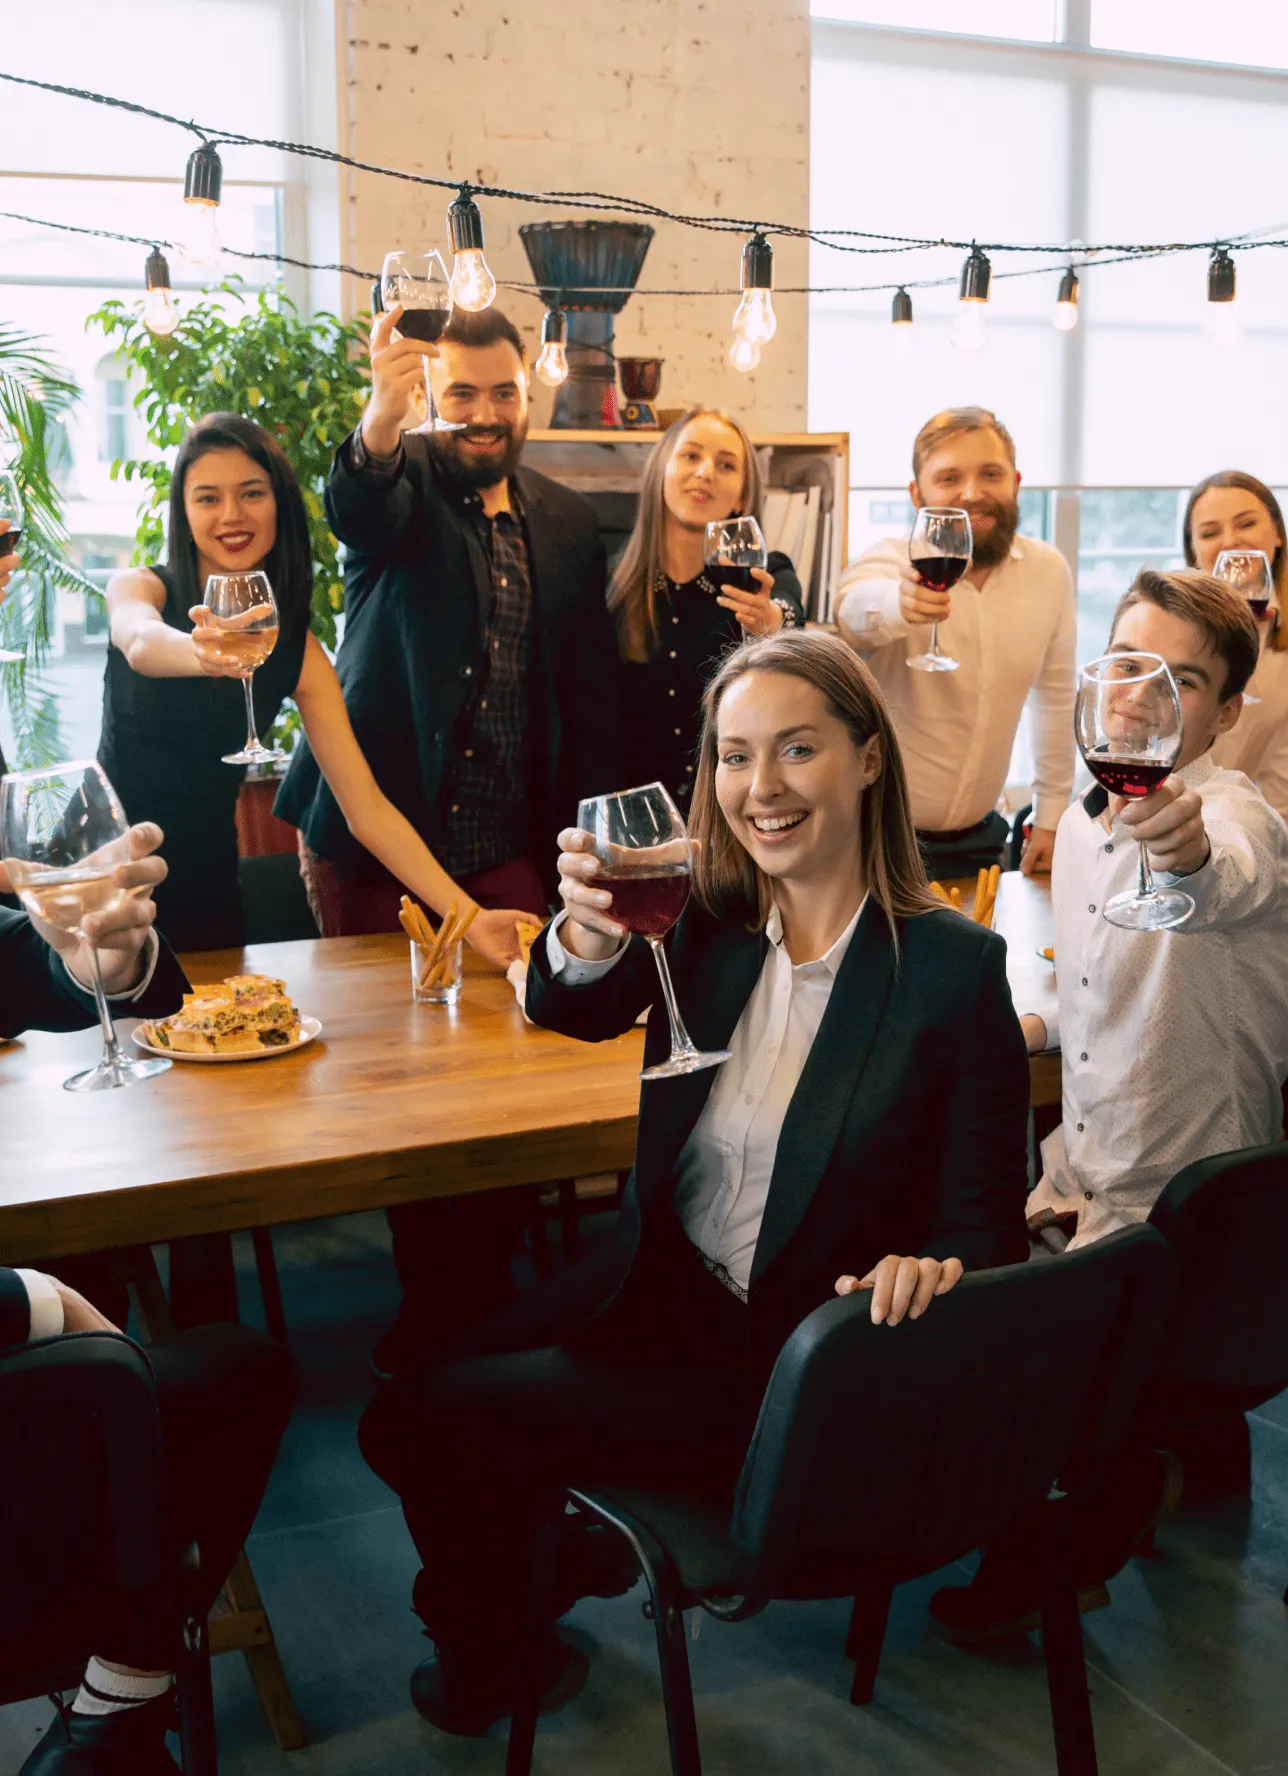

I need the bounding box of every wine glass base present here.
[907,652,960,672]
[641,1047,731,1081]
[1102,886,1195,931]
[64,1053,172,1093]
[409,418,468,433]
[222,744,287,766]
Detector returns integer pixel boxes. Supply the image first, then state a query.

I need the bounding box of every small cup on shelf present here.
[410,938,462,1006]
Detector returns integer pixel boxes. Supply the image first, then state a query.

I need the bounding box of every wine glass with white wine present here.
[202,570,286,765]
[1,759,172,1090]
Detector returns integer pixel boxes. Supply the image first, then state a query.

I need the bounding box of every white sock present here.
[71,1656,172,1717]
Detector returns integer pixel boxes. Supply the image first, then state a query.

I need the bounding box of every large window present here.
[810,3,1288,619]
[0,0,335,763]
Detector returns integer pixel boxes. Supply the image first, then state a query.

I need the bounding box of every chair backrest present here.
[0,1332,167,1698]
[1147,1143,1288,1389]
[730,1227,1173,1599]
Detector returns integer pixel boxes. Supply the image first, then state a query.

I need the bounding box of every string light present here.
[142,247,178,336]
[180,141,222,268]
[446,186,496,312]
[951,246,991,353]
[728,334,761,373]
[891,286,914,359]
[1053,266,1080,332]
[731,232,776,347]
[1206,247,1240,346]
[534,306,569,387]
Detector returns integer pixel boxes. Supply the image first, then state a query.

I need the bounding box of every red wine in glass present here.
[595,869,691,937]
[0,528,21,558]
[1083,751,1171,799]
[708,564,758,595]
[1248,595,1271,621]
[909,553,969,593]
[397,308,449,345]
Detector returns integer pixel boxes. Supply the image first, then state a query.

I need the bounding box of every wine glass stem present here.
[423,358,439,427]
[87,944,127,1066]
[1137,838,1157,899]
[928,621,941,657]
[646,935,699,1061]
[241,674,260,753]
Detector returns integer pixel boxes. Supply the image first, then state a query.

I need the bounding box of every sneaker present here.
[19,1694,180,1774]
[409,1634,589,1737]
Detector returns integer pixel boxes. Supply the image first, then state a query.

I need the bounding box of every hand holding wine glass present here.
[572,783,731,1079]
[703,517,782,636]
[1,762,172,1091]
[202,571,285,765]
[907,506,971,672]
[1075,651,1194,930]
[1212,548,1271,705]
[379,249,460,435]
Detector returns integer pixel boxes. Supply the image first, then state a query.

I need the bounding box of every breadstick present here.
[948,885,963,912]
[981,863,1000,929]
[928,881,951,906]
[426,902,479,987]
[974,867,988,922]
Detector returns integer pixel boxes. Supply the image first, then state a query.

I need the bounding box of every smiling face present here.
[912,427,1020,569]
[663,414,748,533]
[427,337,529,488]
[1189,483,1284,575]
[183,447,276,571]
[1107,601,1242,768]
[714,669,880,892]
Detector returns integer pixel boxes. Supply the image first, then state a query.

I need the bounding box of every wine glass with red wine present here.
[1,759,172,1091]
[703,516,768,598]
[381,249,462,433]
[576,782,732,1080]
[0,472,25,664]
[1075,650,1193,931]
[1213,548,1271,704]
[907,505,972,673]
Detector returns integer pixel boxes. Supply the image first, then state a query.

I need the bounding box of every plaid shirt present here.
[437,483,535,877]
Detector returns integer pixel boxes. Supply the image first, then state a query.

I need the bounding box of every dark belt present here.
[915,814,1002,843]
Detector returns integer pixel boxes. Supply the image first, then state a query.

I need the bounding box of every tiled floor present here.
[3,1212,1286,1775]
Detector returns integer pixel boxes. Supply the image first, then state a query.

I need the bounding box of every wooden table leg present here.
[121,1246,306,1752]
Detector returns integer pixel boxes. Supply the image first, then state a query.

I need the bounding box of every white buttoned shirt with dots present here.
[1026,752,1288,1248]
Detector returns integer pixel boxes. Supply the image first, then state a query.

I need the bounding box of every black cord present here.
[3,68,1284,264]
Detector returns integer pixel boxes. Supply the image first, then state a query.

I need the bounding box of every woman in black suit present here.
[359,631,1030,1736]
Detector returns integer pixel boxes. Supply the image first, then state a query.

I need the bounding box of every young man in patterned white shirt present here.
[932,568,1288,1641]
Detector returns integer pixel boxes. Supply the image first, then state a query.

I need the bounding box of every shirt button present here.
[1076,1121,1084,1132]
[1081,977,1088,986]
[672,617,679,625]
[1104,843,1113,854]
[463,666,473,677]
[1088,905,1096,914]
[744,1094,754,1105]
[499,577,508,587]
[451,803,459,813]
[1084,1190,1094,1201]
[668,688,676,697]
[1080,1052,1088,1062]
[481,699,488,710]
[685,765,693,774]
[674,727,682,736]
[464,749,473,759]
[669,650,677,659]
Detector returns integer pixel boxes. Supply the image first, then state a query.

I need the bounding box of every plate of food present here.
[133,974,321,1062]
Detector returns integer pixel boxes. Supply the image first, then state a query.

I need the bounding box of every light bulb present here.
[1206,300,1242,348]
[143,286,179,337]
[892,321,915,362]
[179,200,221,269]
[732,287,776,346]
[1053,299,1079,332]
[450,248,496,313]
[535,338,569,387]
[728,334,761,373]
[951,299,989,353]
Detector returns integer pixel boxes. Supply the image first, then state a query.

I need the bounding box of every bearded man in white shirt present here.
[836,405,1076,880]
[1020,567,1288,1249]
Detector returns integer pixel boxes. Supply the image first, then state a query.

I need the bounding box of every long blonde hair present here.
[608,406,764,663]
[688,631,938,938]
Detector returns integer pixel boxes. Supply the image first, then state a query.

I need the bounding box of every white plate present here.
[131,1015,323,1064]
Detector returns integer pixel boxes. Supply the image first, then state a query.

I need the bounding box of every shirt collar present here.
[765,896,867,975]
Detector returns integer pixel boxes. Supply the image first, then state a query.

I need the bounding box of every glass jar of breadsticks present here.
[400,895,477,1005]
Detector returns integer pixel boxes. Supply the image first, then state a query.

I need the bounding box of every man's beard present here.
[966,494,1020,569]
[429,419,528,491]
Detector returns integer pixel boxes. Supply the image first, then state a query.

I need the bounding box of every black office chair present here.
[506,1226,1173,1776]
[0,1332,218,1774]
[1144,1143,1288,1576]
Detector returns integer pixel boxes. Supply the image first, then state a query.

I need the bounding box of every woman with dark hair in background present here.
[1184,469,1288,819]
[609,406,803,810]
[99,411,526,962]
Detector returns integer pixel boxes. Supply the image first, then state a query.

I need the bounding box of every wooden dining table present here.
[0,935,645,1265]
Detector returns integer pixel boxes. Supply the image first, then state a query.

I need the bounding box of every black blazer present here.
[276,432,624,893]
[0,906,189,1042]
[526,898,1031,1385]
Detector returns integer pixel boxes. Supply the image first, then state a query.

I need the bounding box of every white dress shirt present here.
[1026,753,1288,1248]
[1211,600,1288,821]
[547,900,865,1290]
[835,534,1076,833]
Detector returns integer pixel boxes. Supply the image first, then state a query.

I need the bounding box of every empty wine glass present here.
[202,570,285,766]
[381,249,461,433]
[703,515,768,596]
[0,471,25,664]
[1213,548,1272,704]
[1075,651,1193,931]
[577,782,731,1080]
[1,759,172,1091]
[907,506,972,673]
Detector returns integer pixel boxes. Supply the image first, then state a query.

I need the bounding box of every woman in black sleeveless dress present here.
[99,412,528,962]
